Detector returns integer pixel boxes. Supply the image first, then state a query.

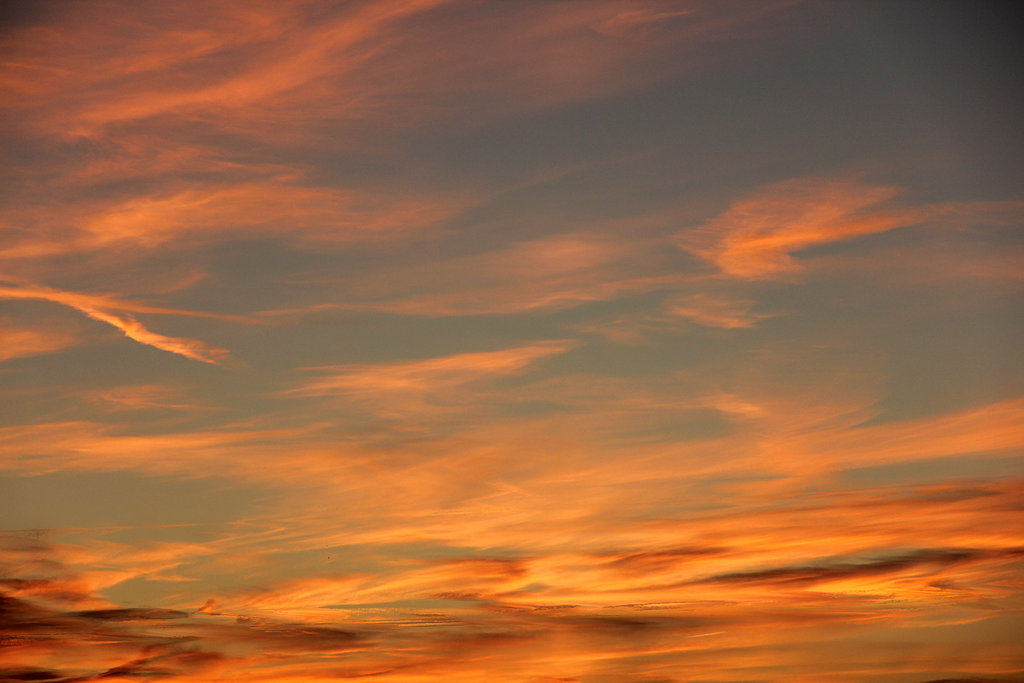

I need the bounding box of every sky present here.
[1,1,1022,681]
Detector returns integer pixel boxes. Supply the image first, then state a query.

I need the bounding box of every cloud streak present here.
[0,282,240,365]
[678,177,922,278]
[678,177,1024,282]
[288,340,578,400]
[0,319,78,363]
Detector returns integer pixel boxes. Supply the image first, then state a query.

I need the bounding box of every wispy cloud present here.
[73,183,458,250]
[662,292,773,328]
[4,0,799,140]
[692,547,1024,587]
[0,282,241,365]
[2,0,1021,680]
[82,384,199,411]
[0,318,79,363]
[4,510,1022,682]
[0,182,462,268]
[287,340,578,403]
[678,177,1024,283]
[678,177,922,278]
[268,231,692,319]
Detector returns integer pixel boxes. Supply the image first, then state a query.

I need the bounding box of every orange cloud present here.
[662,292,773,328]
[55,0,458,136]
[756,398,1024,477]
[804,204,1024,292]
[3,0,798,142]
[75,182,458,250]
[287,340,578,403]
[2,1,1021,680]
[3,464,1022,680]
[261,230,691,319]
[83,383,199,411]
[0,281,242,365]
[679,177,923,278]
[0,182,460,268]
[0,318,78,362]
[679,177,1024,284]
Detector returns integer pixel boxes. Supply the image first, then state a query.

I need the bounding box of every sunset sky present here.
[1,1,1023,681]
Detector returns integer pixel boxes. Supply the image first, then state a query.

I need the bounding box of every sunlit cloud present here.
[0,183,461,269]
[4,506,1023,681]
[268,231,690,318]
[4,0,799,141]
[74,183,459,250]
[678,177,922,279]
[82,384,199,411]
[2,0,1021,680]
[0,282,238,365]
[662,292,773,328]
[678,177,1024,284]
[288,340,577,402]
[0,318,79,363]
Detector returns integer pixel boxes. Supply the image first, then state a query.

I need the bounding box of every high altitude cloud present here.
[287,340,578,402]
[0,318,78,363]
[82,383,198,411]
[678,177,923,278]
[3,0,798,139]
[2,0,1022,680]
[662,292,772,328]
[678,177,1024,281]
[0,282,239,365]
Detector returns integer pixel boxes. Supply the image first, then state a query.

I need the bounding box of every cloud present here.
[594,6,698,37]
[2,0,801,141]
[3,468,1023,680]
[0,595,225,682]
[287,340,578,405]
[662,292,773,328]
[678,178,1024,284]
[693,548,1024,587]
[0,282,240,365]
[678,177,923,278]
[266,230,691,319]
[71,183,458,251]
[358,273,686,317]
[598,547,727,576]
[82,384,198,411]
[0,182,461,270]
[782,398,1024,474]
[804,204,1024,292]
[0,319,79,363]
[36,0,459,136]
[70,307,230,366]
[0,578,96,609]
[70,608,191,621]
[1,1,1022,680]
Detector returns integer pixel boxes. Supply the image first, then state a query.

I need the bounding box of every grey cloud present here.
[694,548,1024,586]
